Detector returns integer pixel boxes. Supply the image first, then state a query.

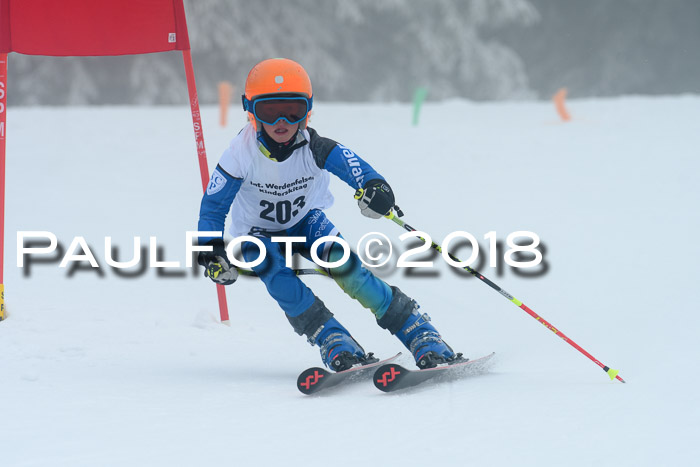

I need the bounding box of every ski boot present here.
[396,310,464,368]
[378,287,464,369]
[314,317,375,372]
[287,297,376,372]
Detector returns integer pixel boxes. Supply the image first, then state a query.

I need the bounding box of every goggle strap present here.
[244,96,312,110]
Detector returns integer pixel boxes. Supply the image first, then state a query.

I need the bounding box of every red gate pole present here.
[0,53,7,321]
[181,49,230,325]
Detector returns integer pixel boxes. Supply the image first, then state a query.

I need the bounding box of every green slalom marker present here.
[412,86,428,126]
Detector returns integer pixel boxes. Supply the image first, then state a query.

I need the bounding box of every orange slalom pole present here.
[182,49,230,324]
[218,81,233,127]
[553,87,571,122]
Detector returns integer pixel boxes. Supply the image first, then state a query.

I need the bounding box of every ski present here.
[373,352,496,393]
[297,353,402,395]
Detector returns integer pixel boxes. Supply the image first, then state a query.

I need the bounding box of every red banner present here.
[0,0,190,56]
[0,0,230,323]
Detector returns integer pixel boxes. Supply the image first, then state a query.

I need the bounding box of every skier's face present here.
[262,119,299,144]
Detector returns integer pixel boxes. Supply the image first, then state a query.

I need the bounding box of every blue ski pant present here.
[240,210,393,319]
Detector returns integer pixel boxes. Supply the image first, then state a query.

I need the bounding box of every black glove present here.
[197,239,238,285]
[357,179,395,219]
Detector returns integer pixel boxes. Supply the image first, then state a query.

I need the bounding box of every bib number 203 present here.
[259,196,306,224]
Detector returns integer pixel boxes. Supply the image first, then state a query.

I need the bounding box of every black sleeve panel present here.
[307,127,340,170]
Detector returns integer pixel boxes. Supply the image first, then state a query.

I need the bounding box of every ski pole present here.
[354,189,625,383]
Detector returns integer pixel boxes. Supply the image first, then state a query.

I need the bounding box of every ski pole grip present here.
[353,188,402,218]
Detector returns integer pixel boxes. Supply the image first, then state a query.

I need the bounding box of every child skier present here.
[197,58,461,372]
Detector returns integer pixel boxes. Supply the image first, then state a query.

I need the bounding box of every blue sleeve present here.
[322,144,384,190]
[197,165,242,244]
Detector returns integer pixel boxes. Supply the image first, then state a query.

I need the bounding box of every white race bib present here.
[219,125,334,237]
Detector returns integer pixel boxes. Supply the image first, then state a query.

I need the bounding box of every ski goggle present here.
[242,96,313,126]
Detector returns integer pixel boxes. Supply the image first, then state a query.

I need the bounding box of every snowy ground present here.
[1,96,698,466]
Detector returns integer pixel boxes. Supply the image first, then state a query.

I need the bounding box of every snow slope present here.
[1,96,698,466]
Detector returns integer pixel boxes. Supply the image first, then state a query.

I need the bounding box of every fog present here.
[7,0,700,105]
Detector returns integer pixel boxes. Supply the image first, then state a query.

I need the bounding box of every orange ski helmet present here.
[242,58,313,131]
